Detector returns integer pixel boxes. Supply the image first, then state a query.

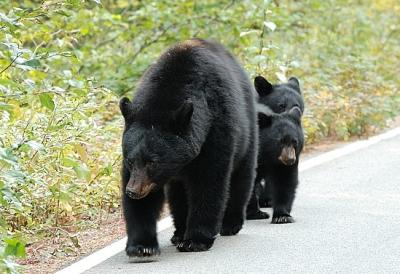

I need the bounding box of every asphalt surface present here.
[85,135,400,274]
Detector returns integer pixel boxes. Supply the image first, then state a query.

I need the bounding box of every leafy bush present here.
[0,0,398,272]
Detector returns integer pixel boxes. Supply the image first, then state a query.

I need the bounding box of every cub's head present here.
[119,97,197,199]
[254,76,304,114]
[258,106,304,166]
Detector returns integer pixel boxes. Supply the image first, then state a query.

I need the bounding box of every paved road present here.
[85,134,400,274]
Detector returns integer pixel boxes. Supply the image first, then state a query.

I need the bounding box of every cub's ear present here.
[254,76,273,97]
[258,111,273,128]
[119,97,134,122]
[173,100,193,132]
[288,106,302,124]
[288,77,301,94]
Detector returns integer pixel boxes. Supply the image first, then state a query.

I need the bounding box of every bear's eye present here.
[292,140,298,147]
[278,103,286,111]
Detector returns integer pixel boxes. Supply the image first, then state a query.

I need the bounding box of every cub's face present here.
[254,76,304,114]
[120,97,196,199]
[258,106,304,166]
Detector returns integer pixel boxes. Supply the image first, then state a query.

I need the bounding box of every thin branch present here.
[257,8,267,73]
[0,53,22,74]
[125,24,174,65]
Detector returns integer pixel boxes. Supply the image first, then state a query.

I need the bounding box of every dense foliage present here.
[0,0,399,272]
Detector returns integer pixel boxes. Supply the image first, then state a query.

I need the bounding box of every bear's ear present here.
[288,106,302,124]
[173,100,193,132]
[254,76,273,97]
[258,111,273,128]
[288,77,301,94]
[119,97,134,122]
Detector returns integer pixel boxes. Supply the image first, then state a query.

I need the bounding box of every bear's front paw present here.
[170,232,184,246]
[246,210,270,220]
[271,215,294,224]
[126,243,160,257]
[220,222,243,236]
[176,239,214,252]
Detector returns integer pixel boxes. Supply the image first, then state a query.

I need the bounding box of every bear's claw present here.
[246,210,270,220]
[126,244,160,257]
[170,234,184,246]
[271,215,294,224]
[176,239,213,252]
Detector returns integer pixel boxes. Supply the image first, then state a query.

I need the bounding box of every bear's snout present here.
[278,146,296,166]
[126,171,157,199]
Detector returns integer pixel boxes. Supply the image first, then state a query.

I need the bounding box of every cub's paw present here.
[176,239,214,252]
[220,222,243,236]
[126,243,160,257]
[246,210,270,220]
[170,233,184,246]
[271,215,294,224]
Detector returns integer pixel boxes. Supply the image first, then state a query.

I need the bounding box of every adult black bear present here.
[248,105,304,223]
[120,39,258,257]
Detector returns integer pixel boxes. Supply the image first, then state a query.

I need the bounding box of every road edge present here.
[56,126,400,274]
[55,217,173,274]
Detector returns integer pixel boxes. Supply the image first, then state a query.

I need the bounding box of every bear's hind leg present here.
[246,176,270,220]
[259,179,273,208]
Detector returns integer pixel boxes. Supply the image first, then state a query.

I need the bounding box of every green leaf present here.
[39,93,55,111]
[22,59,41,68]
[62,157,78,167]
[0,148,18,166]
[26,141,44,151]
[239,29,261,37]
[73,164,91,181]
[4,238,26,258]
[264,21,276,31]
[0,103,14,114]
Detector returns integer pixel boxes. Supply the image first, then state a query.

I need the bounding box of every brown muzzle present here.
[278,146,296,166]
[125,170,157,199]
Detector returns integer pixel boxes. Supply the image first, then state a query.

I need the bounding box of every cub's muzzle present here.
[278,146,296,166]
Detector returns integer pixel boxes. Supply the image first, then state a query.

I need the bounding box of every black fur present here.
[255,76,304,114]
[247,76,304,218]
[247,105,304,223]
[120,39,258,256]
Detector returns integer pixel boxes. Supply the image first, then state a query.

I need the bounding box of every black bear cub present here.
[248,105,304,223]
[247,76,304,218]
[255,76,304,114]
[120,39,258,257]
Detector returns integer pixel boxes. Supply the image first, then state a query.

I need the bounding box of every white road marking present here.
[55,216,173,274]
[299,127,400,172]
[55,127,400,274]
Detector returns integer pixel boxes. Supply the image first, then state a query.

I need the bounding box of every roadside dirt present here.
[20,213,126,274]
[20,118,400,274]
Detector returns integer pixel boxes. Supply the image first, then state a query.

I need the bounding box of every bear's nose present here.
[278,146,296,166]
[284,158,295,166]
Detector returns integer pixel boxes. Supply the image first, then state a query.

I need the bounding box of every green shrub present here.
[0,0,398,271]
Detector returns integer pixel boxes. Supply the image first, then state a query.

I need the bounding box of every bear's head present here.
[254,76,304,114]
[258,105,304,166]
[119,97,198,199]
